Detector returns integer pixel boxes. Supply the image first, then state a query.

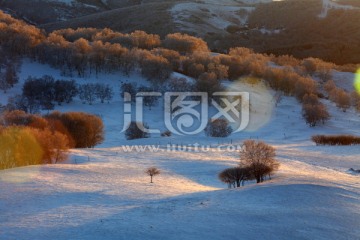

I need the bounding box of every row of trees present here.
[22,75,78,112]
[0,110,104,170]
[53,29,209,54]
[5,75,115,113]
[2,10,358,127]
[78,83,113,105]
[219,140,279,187]
[0,110,104,149]
[0,113,69,170]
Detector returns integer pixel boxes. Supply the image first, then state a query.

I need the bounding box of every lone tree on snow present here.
[145,167,160,183]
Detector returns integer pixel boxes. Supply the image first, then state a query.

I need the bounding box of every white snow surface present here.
[0,60,359,239]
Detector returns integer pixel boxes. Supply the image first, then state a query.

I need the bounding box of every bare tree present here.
[96,83,113,103]
[145,167,160,183]
[302,103,330,127]
[240,140,279,183]
[78,83,98,105]
[218,167,253,188]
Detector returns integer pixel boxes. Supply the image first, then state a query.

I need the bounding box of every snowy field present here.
[0,60,359,239]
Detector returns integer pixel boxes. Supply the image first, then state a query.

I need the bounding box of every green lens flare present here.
[355,69,360,94]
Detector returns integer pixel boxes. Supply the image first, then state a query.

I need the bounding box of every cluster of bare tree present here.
[5,75,114,113]
[78,83,113,105]
[219,167,253,188]
[5,10,360,128]
[20,75,78,112]
[219,140,279,188]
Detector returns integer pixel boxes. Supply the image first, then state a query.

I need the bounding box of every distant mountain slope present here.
[42,2,179,36]
[2,0,359,64]
[0,0,109,24]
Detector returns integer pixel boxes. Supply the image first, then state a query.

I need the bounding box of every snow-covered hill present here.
[0,60,359,239]
[0,141,359,239]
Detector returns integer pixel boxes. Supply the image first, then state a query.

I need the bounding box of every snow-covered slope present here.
[0,60,359,239]
[0,142,359,239]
